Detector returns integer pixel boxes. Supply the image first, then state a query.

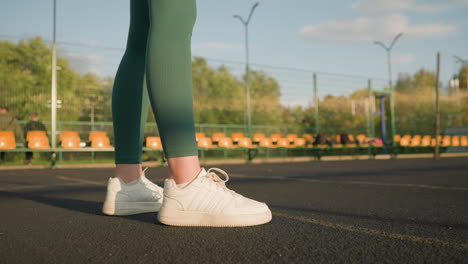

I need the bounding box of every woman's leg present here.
[112,0,151,183]
[146,0,200,184]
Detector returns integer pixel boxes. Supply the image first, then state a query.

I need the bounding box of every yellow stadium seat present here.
[0,131,16,150]
[146,137,162,149]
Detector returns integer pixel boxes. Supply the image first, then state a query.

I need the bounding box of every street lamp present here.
[233,2,259,138]
[453,55,468,65]
[374,32,403,155]
[51,0,58,150]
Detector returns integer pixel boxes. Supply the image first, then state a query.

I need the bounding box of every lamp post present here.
[374,32,403,155]
[51,0,58,150]
[233,2,259,138]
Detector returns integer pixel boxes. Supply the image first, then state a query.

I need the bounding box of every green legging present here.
[112,0,198,163]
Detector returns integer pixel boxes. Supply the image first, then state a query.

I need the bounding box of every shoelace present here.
[203,168,241,197]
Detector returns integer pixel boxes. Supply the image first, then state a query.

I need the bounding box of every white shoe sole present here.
[102,201,162,216]
[157,209,272,227]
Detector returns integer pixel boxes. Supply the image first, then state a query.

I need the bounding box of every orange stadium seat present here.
[27,130,47,142]
[258,138,275,148]
[88,131,108,142]
[61,136,81,149]
[461,136,468,147]
[292,138,306,148]
[399,137,410,146]
[356,134,368,145]
[91,136,111,148]
[211,133,225,143]
[195,132,205,142]
[28,136,50,149]
[197,137,214,148]
[442,136,451,147]
[410,136,421,147]
[277,138,291,148]
[302,134,314,143]
[217,137,234,148]
[146,137,162,150]
[452,136,460,147]
[0,131,16,150]
[60,131,79,141]
[286,134,298,143]
[269,133,281,144]
[237,137,255,148]
[394,134,401,142]
[252,133,265,143]
[60,131,81,149]
[231,133,245,144]
[420,136,431,147]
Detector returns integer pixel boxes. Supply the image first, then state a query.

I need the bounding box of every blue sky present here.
[1,0,467,106]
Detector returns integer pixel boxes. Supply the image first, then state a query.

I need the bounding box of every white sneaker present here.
[102,168,164,216]
[158,168,272,227]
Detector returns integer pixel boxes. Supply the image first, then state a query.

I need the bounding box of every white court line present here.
[0,176,105,191]
[230,174,468,191]
[273,212,468,250]
[55,176,104,186]
[0,182,86,191]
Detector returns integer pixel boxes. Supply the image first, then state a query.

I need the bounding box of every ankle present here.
[167,156,202,184]
[171,167,202,185]
[115,164,143,184]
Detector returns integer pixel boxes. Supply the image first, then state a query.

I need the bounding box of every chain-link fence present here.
[1,36,467,150]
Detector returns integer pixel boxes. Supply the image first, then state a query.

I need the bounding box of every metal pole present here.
[51,0,57,150]
[245,23,252,138]
[388,49,397,155]
[374,33,402,156]
[434,52,441,159]
[367,79,374,138]
[234,2,258,139]
[313,73,319,135]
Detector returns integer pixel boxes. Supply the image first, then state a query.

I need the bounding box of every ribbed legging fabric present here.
[112,0,198,163]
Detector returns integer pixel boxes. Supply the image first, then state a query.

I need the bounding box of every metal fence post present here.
[313,73,319,135]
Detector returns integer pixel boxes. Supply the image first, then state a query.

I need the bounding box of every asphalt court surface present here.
[0,158,467,263]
